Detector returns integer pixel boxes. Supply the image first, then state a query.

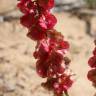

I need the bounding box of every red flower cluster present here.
[17,0,74,96]
[87,40,96,86]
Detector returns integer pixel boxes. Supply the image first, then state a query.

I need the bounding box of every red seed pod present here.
[87,69,96,84]
[88,56,96,68]
[27,26,46,41]
[38,0,54,9]
[20,13,36,28]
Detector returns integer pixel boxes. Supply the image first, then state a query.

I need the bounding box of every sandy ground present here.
[0,12,96,96]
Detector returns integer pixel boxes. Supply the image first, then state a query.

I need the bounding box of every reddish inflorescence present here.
[17,0,74,95]
[87,40,96,87]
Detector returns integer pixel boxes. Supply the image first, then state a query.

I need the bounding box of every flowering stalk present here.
[17,0,74,96]
[87,40,96,87]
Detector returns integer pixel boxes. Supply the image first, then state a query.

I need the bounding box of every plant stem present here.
[64,90,69,96]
